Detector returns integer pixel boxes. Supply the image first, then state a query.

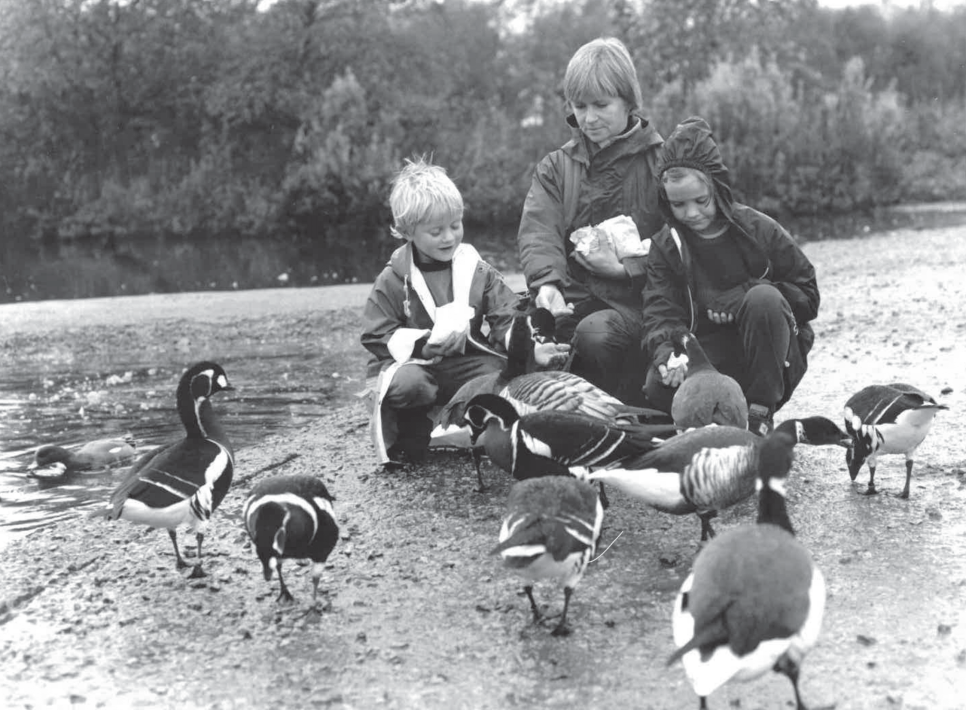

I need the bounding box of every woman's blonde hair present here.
[562,37,644,113]
[388,156,464,239]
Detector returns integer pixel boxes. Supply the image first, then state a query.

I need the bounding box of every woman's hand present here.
[533,341,571,369]
[573,236,626,280]
[535,284,574,317]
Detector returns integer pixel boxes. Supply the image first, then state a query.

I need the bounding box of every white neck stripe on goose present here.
[755,477,787,497]
[194,397,207,438]
[246,492,319,537]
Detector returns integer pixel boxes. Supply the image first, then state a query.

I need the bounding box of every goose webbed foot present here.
[276,567,295,604]
[550,621,572,637]
[523,585,542,623]
[698,512,717,542]
[550,587,573,637]
[188,564,207,579]
[898,463,913,499]
[169,529,190,569]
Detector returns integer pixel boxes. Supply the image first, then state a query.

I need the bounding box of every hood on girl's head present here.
[657,116,736,224]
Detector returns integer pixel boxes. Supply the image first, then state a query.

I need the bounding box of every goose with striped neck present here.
[244,474,339,603]
[668,430,827,710]
[490,476,603,636]
[463,393,677,482]
[95,362,234,578]
[436,309,663,434]
[587,416,848,542]
[844,382,948,498]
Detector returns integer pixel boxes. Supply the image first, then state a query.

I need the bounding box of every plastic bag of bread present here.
[569,215,650,260]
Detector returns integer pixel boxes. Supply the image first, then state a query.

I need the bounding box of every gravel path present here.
[2,228,966,710]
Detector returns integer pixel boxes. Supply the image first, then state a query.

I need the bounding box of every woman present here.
[517,37,664,404]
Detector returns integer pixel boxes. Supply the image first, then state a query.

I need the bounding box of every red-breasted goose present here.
[28,435,136,476]
[844,382,948,498]
[94,362,234,578]
[463,393,676,483]
[490,476,603,636]
[668,430,826,710]
[671,330,748,431]
[587,416,848,542]
[244,474,339,603]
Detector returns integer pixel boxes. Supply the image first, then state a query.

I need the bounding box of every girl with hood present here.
[641,117,819,435]
[517,37,665,404]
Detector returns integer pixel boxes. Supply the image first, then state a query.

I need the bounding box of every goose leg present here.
[898,459,913,499]
[168,529,189,569]
[551,586,573,637]
[472,447,486,492]
[597,481,610,509]
[523,585,541,622]
[187,532,206,578]
[276,562,295,603]
[775,654,833,710]
[863,465,878,495]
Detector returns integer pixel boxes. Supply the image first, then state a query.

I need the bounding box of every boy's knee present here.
[384,366,438,409]
[574,310,627,354]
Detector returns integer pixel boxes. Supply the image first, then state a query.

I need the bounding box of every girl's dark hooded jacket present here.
[642,117,819,399]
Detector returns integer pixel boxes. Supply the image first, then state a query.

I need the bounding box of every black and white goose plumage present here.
[668,430,826,710]
[844,382,948,498]
[588,416,848,542]
[96,361,234,577]
[464,393,676,482]
[490,475,604,636]
[671,329,748,431]
[244,474,339,603]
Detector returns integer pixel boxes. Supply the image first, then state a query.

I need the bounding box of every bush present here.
[652,54,912,217]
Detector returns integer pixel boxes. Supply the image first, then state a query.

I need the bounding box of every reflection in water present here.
[0,356,355,549]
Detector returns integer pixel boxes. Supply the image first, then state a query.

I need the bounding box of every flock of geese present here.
[27,309,949,709]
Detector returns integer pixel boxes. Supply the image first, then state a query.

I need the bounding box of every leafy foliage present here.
[0,0,964,300]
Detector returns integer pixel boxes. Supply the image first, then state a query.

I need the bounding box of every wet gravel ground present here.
[2,226,966,709]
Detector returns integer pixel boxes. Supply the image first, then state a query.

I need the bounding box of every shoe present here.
[747,403,774,437]
[385,441,429,470]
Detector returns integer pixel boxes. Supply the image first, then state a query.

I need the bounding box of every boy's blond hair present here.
[389,156,464,239]
[563,37,644,114]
